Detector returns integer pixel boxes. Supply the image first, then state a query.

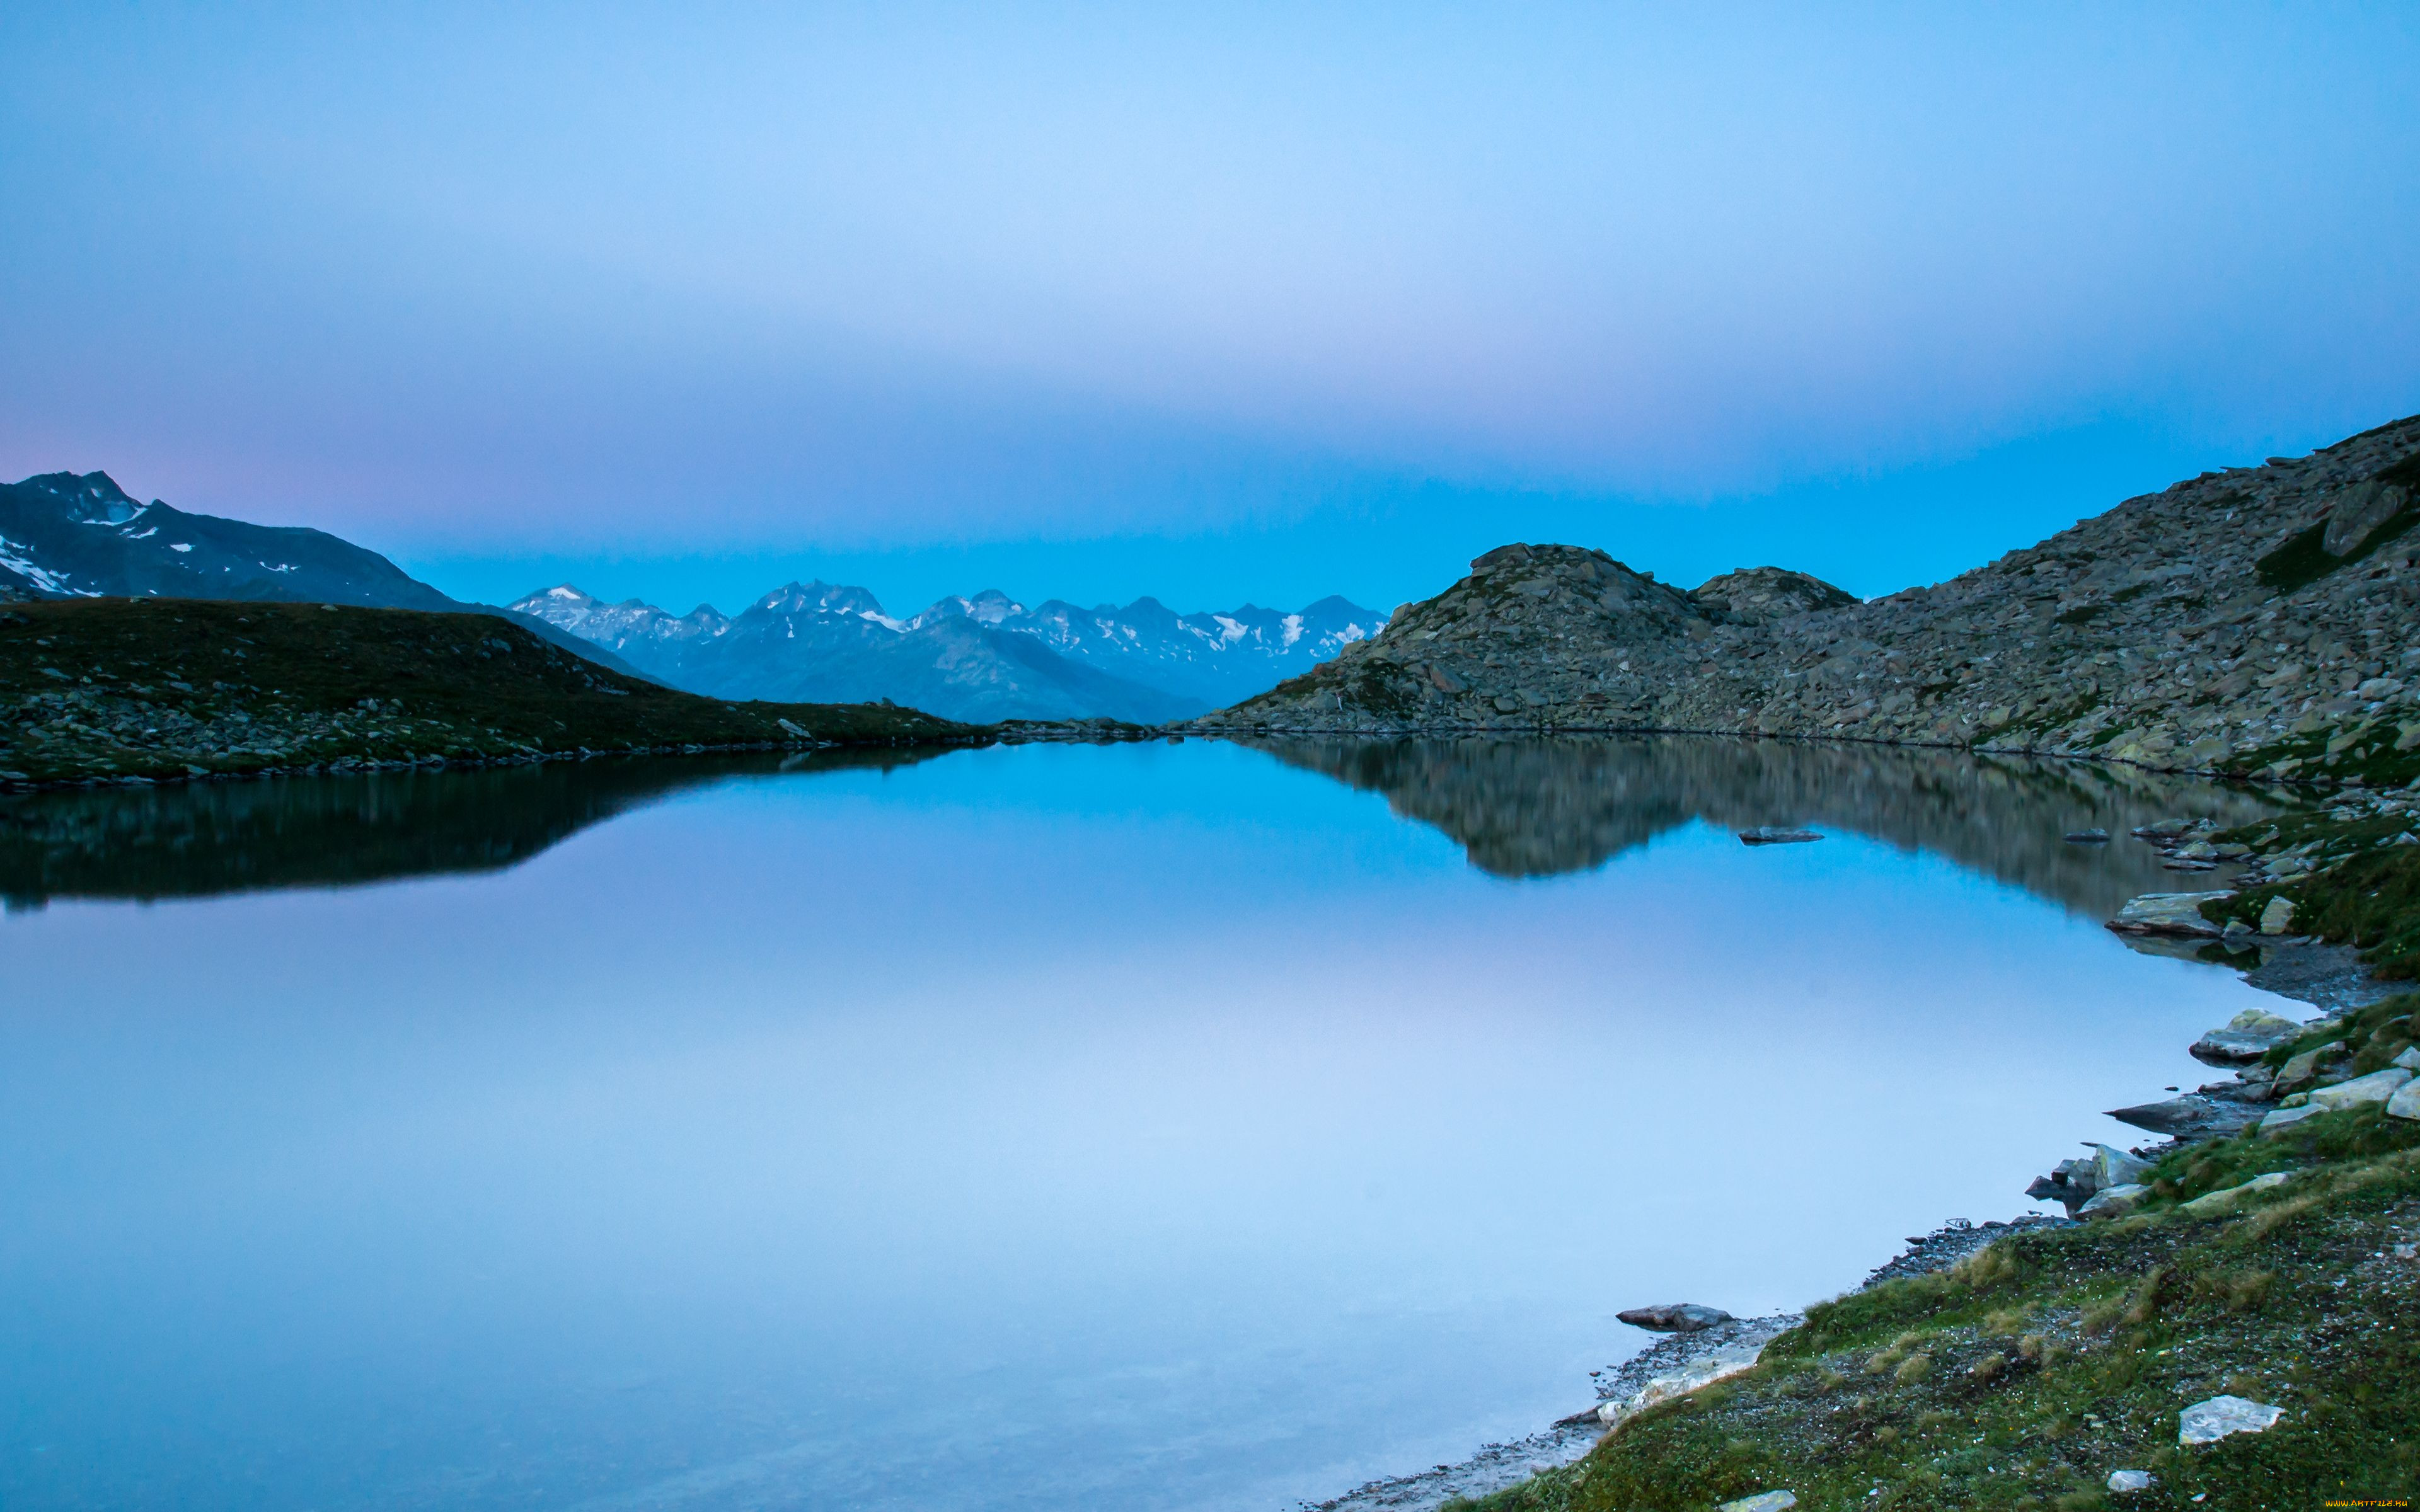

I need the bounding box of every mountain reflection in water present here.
[3,735,2283,917]
[1243,735,2282,916]
[0,749,947,909]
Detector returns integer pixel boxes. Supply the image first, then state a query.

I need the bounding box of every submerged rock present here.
[2179,1395,2284,1445]
[1616,1303,1735,1333]
[2064,827,2111,844]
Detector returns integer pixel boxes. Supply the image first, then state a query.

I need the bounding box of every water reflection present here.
[1245,735,2281,915]
[0,750,945,909]
[0,738,2288,1512]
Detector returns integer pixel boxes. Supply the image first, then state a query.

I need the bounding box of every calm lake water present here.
[1,737,2286,1511]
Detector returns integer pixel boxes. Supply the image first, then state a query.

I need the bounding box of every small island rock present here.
[1615,1303,1735,1332]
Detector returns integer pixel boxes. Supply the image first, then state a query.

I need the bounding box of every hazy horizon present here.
[8,6,2417,619]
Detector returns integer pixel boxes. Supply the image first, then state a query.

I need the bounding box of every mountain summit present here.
[509,580,1385,723]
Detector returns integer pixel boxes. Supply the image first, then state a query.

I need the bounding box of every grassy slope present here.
[0,597,983,784]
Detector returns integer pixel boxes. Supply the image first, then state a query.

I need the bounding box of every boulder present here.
[2189,1009,2305,1065]
[1737,827,1823,845]
[2259,1104,2327,1137]
[2179,1395,2285,1445]
[2309,1067,2416,1111]
[2108,891,2232,937]
[1719,1495,1798,1512]
[1598,1338,1768,1427]
[2078,1183,2152,1220]
[2092,1144,2152,1188]
[2390,1080,2420,1121]
[2259,896,2298,934]
[2394,1045,2420,1072]
[2179,1171,2289,1217]
[2109,1095,2260,1138]
[2275,1042,2349,1094]
[2107,1470,2155,1494]
[1616,1303,1734,1333]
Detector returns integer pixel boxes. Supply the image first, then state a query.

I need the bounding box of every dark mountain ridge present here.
[0,471,649,677]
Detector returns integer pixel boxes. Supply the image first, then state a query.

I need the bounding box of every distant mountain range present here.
[0,469,1382,723]
[509,581,1385,723]
[0,470,650,677]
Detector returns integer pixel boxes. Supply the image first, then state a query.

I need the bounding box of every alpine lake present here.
[1,735,2298,1511]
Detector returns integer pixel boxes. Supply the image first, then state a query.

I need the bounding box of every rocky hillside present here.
[0,598,981,789]
[1207,416,2420,784]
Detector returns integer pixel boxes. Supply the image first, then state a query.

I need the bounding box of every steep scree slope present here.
[1209,415,2420,778]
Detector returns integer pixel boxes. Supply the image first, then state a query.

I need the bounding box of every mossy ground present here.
[0,597,984,784]
[1448,1106,2420,1511]
[2204,808,2420,979]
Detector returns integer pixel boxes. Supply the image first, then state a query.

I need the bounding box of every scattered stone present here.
[1615,1303,1734,1333]
[2108,891,2232,937]
[2179,1171,2290,1217]
[1719,1494,1797,1512]
[2107,1469,2156,1494]
[2394,1045,2420,1072]
[1737,827,1822,845]
[2259,896,2298,935]
[2385,1079,2420,1121]
[2179,1395,2285,1445]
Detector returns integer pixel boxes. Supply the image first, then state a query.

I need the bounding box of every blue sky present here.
[4,4,2417,616]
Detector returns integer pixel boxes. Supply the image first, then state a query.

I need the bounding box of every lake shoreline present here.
[1297,827,2411,1511]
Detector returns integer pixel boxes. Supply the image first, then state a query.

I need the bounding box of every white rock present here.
[2259,1104,2327,1137]
[2394,1045,2420,1072]
[1719,1494,1798,1512]
[2388,1079,2420,1121]
[2259,896,2297,934]
[2308,1067,2415,1111]
[2179,1394,2284,1445]
[2108,1469,2156,1493]
[1599,1341,1770,1428]
[2079,1183,2152,1220]
[2179,1171,2288,1218]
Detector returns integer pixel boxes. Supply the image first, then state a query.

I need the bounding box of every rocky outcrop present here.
[1202,418,2420,781]
[1615,1303,1734,1333]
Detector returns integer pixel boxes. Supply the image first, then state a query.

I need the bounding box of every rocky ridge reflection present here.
[1246,735,2282,917]
[0,749,947,909]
